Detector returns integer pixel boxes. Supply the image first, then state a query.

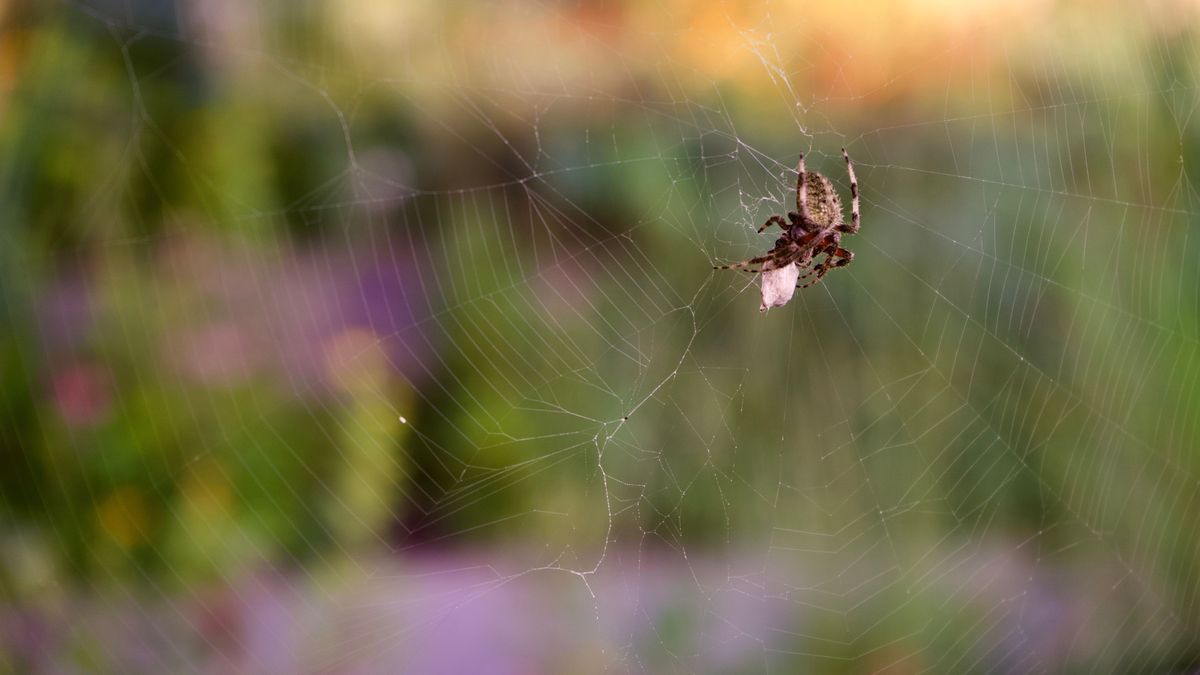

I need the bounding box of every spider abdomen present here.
[799,172,843,229]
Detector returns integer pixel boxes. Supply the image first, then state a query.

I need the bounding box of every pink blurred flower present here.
[175,322,259,389]
[50,363,112,428]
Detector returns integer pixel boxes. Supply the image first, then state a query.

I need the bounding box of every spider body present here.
[797,171,843,229]
[715,149,860,290]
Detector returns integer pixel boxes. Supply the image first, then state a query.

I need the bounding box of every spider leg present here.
[790,226,827,253]
[793,253,828,286]
[737,253,815,275]
[713,252,782,271]
[839,148,860,234]
[798,257,835,289]
[797,247,853,289]
[757,215,788,234]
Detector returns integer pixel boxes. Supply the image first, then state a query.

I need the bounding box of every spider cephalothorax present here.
[715,148,860,290]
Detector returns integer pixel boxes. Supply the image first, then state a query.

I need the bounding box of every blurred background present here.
[3,0,1200,672]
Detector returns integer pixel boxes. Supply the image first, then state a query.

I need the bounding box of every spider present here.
[714,148,859,290]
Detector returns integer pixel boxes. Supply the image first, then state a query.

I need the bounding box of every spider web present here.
[4,0,1200,672]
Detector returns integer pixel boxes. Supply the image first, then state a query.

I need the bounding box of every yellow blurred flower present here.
[179,459,233,520]
[96,487,151,550]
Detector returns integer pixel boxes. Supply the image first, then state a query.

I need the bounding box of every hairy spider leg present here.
[794,258,823,284]
[757,215,788,234]
[736,250,816,275]
[793,242,833,285]
[735,241,819,275]
[798,247,854,289]
[796,153,812,224]
[798,254,836,289]
[712,251,785,272]
[841,148,860,234]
